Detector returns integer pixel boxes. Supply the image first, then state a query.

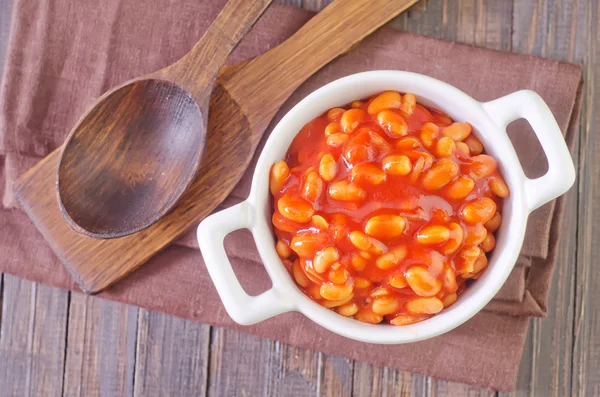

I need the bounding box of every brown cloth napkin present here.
[0,0,582,391]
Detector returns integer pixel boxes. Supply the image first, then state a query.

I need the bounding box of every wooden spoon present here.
[57,0,272,239]
[14,0,420,293]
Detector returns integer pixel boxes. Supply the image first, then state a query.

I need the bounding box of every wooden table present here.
[0,0,598,396]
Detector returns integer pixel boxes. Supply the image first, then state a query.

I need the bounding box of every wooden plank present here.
[0,275,68,396]
[207,327,353,397]
[133,310,210,397]
[572,0,600,396]
[62,294,138,397]
[319,354,353,397]
[208,328,275,397]
[501,1,587,397]
[352,361,425,396]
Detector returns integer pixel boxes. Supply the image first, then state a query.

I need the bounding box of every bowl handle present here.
[482,90,576,212]
[197,201,295,325]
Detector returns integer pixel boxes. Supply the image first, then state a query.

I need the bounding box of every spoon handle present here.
[223,0,420,126]
[162,0,272,101]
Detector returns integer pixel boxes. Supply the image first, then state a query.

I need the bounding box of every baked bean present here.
[304,260,325,284]
[489,175,510,197]
[292,259,311,288]
[324,122,342,136]
[421,158,459,190]
[290,233,329,257]
[406,297,444,314]
[464,154,498,178]
[328,265,350,284]
[372,296,400,315]
[337,303,359,317]
[311,215,329,230]
[320,283,354,301]
[270,160,290,195]
[403,150,434,169]
[340,108,366,132]
[472,252,488,273]
[350,163,386,185]
[461,197,497,224]
[278,194,314,223]
[455,141,470,155]
[464,135,483,155]
[485,212,502,232]
[382,155,412,176]
[350,252,368,271]
[442,122,471,141]
[365,215,406,239]
[327,107,345,122]
[377,110,408,137]
[434,136,456,157]
[323,293,354,308]
[440,222,464,255]
[443,265,458,293]
[396,136,421,151]
[419,122,439,149]
[355,309,383,324]
[405,266,442,297]
[432,112,453,126]
[307,284,322,300]
[276,240,292,258]
[401,93,416,115]
[464,223,488,245]
[368,91,402,115]
[389,274,408,289]
[416,225,451,245]
[272,212,302,233]
[443,175,475,200]
[344,129,391,164]
[272,91,508,326]
[409,156,426,184]
[442,293,457,308]
[326,133,349,148]
[370,287,390,297]
[314,247,339,273]
[349,231,388,255]
[480,233,495,252]
[302,171,324,202]
[328,181,367,201]
[354,277,371,288]
[454,245,481,275]
[319,154,338,182]
[376,246,408,270]
[390,314,425,326]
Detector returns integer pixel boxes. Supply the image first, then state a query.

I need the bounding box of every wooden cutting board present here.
[13,0,419,294]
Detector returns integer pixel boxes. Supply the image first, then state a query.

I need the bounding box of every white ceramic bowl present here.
[197,71,575,344]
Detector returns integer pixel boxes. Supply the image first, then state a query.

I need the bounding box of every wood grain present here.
[0,276,68,396]
[13,0,420,294]
[572,0,600,395]
[133,309,210,396]
[62,294,138,397]
[352,361,425,396]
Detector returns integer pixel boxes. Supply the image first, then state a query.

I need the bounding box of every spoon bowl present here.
[56,0,273,238]
[57,79,205,238]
